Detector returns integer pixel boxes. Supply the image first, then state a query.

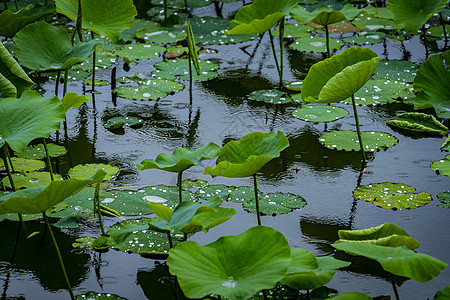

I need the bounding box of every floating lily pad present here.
[227,186,259,203]
[354,182,432,210]
[248,89,292,104]
[76,291,128,299]
[431,154,450,177]
[115,43,166,61]
[243,192,307,216]
[292,105,348,122]
[120,18,161,42]
[352,15,400,31]
[285,81,303,92]
[196,184,237,201]
[72,52,117,72]
[428,24,450,38]
[0,157,45,172]
[146,7,188,23]
[15,143,66,159]
[83,79,110,86]
[434,287,450,300]
[340,79,409,106]
[135,28,186,44]
[48,69,91,81]
[343,31,386,45]
[152,59,219,81]
[104,116,144,129]
[0,201,68,222]
[437,191,450,209]
[290,35,344,53]
[328,292,372,300]
[272,24,314,38]
[72,237,97,249]
[2,171,62,189]
[151,0,212,8]
[115,79,184,100]
[181,179,208,189]
[373,60,419,83]
[319,130,398,152]
[69,163,119,181]
[386,112,448,136]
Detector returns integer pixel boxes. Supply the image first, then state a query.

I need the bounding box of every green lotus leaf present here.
[75,291,128,299]
[228,0,298,35]
[84,79,110,86]
[328,292,372,300]
[272,24,314,38]
[55,0,137,43]
[13,22,98,71]
[290,35,344,53]
[386,112,448,136]
[151,0,212,8]
[0,42,34,97]
[343,31,385,45]
[1,171,61,189]
[0,201,67,222]
[181,178,208,189]
[72,236,96,249]
[15,143,66,159]
[243,192,307,216]
[0,170,106,214]
[280,248,350,290]
[292,105,348,122]
[53,214,84,229]
[137,142,220,174]
[115,79,184,100]
[352,15,400,31]
[0,90,65,152]
[227,186,260,203]
[203,131,289,178]
[189,17,256,45]
[152,59,219,81]
[332,242,447,283]
[108,217,183,256]
[120,18,161,42]
[69,163,119,181]
[302,47,380,103]
[0,157,45,172]
[248,89,292,104]
[434,286,450,299]
[60,92,89,111]
[431,154,450,177]
[373,59,418,82]
[387,0,447,34]
[442,136,450,151]
[147,196,236,234]
[146,6,188,23]
[48,69,90,82]
[104,116,143,129]
[291,4,374,24]
[115,43,166,61]
[437,191,450,209]
[413,50,450,119]
[354,182,432,210]
[428,24,450,39]
[135,28,186,44]
[196,184,237,201]
[71,52,117,72]
[319,130,398,152]
[186,22,200,76]
[336,222,420,249]
[0,6,51,38]
[167,226,292,300]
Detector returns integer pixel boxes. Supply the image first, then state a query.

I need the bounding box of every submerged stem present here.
[14,0,18,10]
[2,145,16,192]
[279,17,285,84]
[422,24,429,59]
[177,171,183,204]
[439,12,448,45]
[163,0,167,20]
[253,174,261,226]
[43,212,75,300]
[268,30,283,88]
[390,273,400,300]
[42,138,54,181]
[91,31,96,92]
[351,94,366,163]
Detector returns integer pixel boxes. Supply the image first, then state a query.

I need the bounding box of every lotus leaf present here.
[13,22,98,71]
[290,36,344,53]
[336,222,420,249]
[228,186,261,203]
[352,15,400,31]
[72,52,117,72]
[181,178,208,189]
[434,286,450,299]
[343,31,386,45]
[0,201,67,222]
[69,163,119,182]
[441,136,450,151]
[0,157,44,172]
[301,47,380,103]
[120,19,160,42]
[374,60,418,82]
[16,143,66,159]
[272,24,314,38]
[243,192,307,216]
[196,184,236,201]
[0,170,106,214]
[328,292,372,300]
[319,130,398,152]
[431,154,450,177]
[386,112,448,136]
[228,0,298,35]
[437,191,450,209]
[55,0,137,43]
[413,50,450,119]
[167,226,292,300]
[83,79,110,86]
[135,28,186,44]
[186,22,200,77]
[203,131,289,178]
[108,218,183,256]
[151,0,211,8]
[292,105,348,122]
[290,5,347,26]
[147,196,236,234]
[146,7,188,23]
[48,69,90,82]
[59,92,89,111]
[387,0,447,33]
[354,182,432,210]
[152,59,219,81]
[0,42,34,97]
[428,24,450,38]
[280,248,350,290]
[339,79,408,106]
[104,117,143,129]
[189,17,256,45]
[0,90,65,152]
[75,291,128,299]
[2,171,62,189]
[137,142,220,174]
[248,89,292,104]
[0,6,51,38]
[115,79,184,100]
[115,43,166,61]
[332,242,447,283]
[53,214,84,228]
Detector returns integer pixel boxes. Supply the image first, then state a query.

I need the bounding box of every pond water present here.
[1,1,450,299]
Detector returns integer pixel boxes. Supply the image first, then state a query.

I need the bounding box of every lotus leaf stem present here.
[188,51,193,96]
[184,0,188,11]
[94,183,107,236]
[63,69,69,96]
[177,171,183,204]
[42,211,75,300]
[325,24,330,58]
[279,17,285,81]
[55,70,61,98]
[2,145,16,192]
[390,273,400,300]
[439,12,448,44]
[75,0,83,42]
[2,0,7,10]
[167,232,173,248]
[163,0,167,20]
[351,94,366,163]
[422,25,429,59]
[42,138,54,181]
[268,30,283,88]
[253,174,261,226]
[91,31,96,92]
[14,0,18,10]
